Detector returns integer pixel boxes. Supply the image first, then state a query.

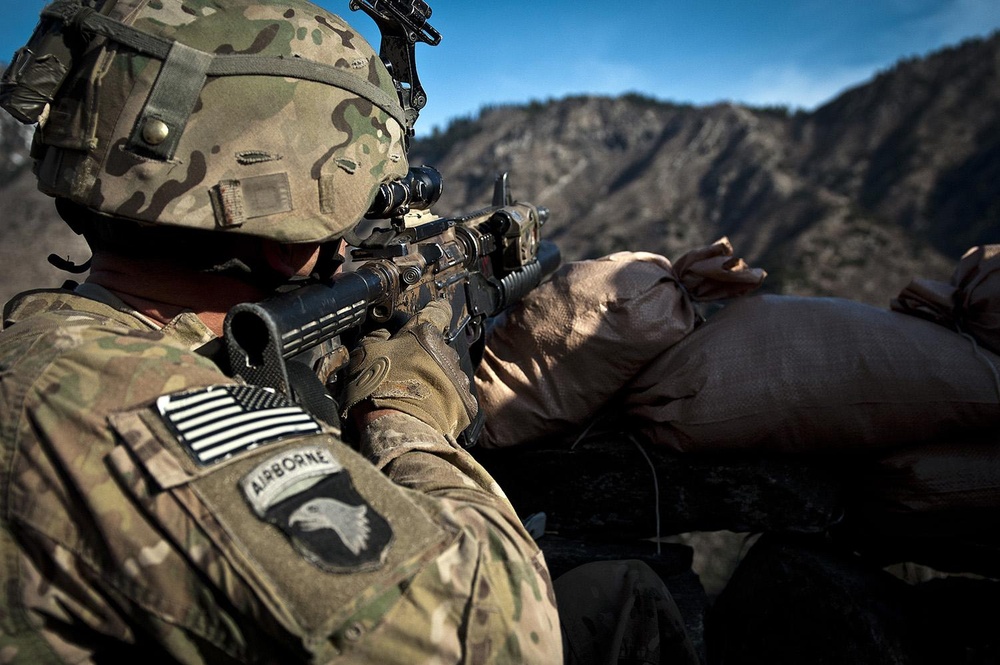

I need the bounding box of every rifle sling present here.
[286,359,342,429]
[194,339,341,429]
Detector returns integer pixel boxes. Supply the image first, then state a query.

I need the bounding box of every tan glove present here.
[341,300,479,439]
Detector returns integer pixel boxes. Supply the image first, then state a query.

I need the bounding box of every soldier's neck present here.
[86,252,268,337]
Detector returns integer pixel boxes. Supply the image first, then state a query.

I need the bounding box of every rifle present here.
[223,166,560,446]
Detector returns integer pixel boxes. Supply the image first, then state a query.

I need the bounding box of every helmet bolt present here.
[142,119,170,145]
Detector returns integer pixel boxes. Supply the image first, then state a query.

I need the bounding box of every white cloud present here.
[565,57,660,97]
[729,0,1000,112]
[413,55,660,135]
[732,63,882,110]
[917,0,1000,45]
[484,56,657,104]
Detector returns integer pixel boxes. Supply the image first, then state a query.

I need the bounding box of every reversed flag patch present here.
[156,385,322,466]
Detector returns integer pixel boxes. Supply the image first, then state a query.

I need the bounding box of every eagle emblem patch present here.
[240,445,393,572]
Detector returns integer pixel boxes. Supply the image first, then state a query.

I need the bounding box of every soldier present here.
[0,0,563,661]
[0,0,708,663]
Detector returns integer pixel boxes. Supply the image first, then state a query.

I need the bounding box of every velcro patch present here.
[242,172,293,219]
[241,445,393,572]
[155,385,321,466]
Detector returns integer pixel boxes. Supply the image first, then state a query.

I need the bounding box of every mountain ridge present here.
[1,32,998,306]
[408,31,999,305]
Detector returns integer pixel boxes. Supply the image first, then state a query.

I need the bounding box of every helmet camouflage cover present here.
[5,0,409,243]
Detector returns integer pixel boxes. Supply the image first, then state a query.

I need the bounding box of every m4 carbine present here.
[223,166,560,445]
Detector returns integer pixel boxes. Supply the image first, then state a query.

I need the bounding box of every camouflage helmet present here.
[1,0,409,243]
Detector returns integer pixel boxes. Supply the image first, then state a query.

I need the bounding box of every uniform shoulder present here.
[2,287,149,340]
[0,289,227,415]
[3,289,159,359]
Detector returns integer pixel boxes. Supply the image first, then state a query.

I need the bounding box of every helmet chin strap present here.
[205,240,346,294]
[47,253,92,274]
[47,198,94,274]
[313,241,347,281]
[201,254,301,295]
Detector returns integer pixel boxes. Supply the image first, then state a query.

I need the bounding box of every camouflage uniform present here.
[0,286,562,663]
[0,1,694,663]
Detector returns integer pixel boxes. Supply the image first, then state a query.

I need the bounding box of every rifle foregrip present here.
[498,240,561,310]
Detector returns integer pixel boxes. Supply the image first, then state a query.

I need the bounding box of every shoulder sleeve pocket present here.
[107,386,450,660]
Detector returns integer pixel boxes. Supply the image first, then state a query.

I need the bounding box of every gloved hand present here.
[341,300,479,439]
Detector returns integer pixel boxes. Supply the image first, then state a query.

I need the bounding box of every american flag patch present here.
[155,386,322,466]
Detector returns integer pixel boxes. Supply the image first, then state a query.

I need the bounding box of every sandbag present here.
[475,238,765,448]
[893,244,1000,355]
[844,435,1000,576]
[626,294,1000,453]
[862,436,1000,515]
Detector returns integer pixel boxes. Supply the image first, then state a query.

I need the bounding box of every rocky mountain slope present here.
[1,32,997,307]
[410,32,1000,306]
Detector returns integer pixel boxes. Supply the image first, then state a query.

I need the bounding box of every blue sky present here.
[3,1,999,136]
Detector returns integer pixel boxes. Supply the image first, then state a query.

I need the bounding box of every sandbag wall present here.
[476,242,1000,570]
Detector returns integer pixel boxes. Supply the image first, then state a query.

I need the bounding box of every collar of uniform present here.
[159,311,217,350]
[4,283,218,355]
[73,283,163,330]
[3,285,149,331]
[74,282,218,351]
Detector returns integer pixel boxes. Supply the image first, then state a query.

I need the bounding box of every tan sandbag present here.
[475,238,765,448]
[862,437,1000,515]
[846,436,1000,574]
[626,294,1000,453]
[893,244,1000,354]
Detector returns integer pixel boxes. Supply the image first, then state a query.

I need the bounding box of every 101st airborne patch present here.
[240,445,394,572]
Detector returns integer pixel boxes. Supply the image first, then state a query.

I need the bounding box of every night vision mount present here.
[350,0,440,137]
